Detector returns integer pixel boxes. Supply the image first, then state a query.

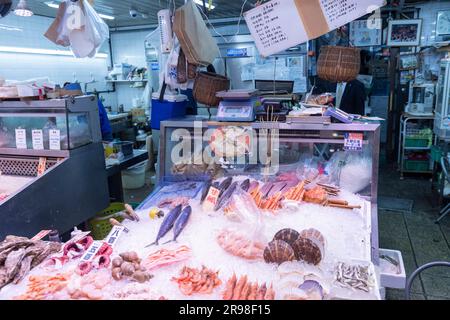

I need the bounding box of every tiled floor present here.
[123,165,450,300]
[379,165,450,300]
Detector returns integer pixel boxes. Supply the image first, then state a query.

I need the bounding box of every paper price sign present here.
[104,226,125,248]
[15,129,27,149]
[344,133,363,151]
[32,130,44,150]
[80,240,103,262]
[49,129,61,150]
[202,187,220,212]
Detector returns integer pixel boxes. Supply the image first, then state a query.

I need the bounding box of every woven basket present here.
[193,72,230,107]
[317,46,361,83]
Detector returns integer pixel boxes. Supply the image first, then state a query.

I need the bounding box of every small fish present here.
[218,177,233,193]
[145,204,183,247]
[240,179,250,192]
[199,179,212,204]
[163,206,192,244]
[214,181,238,211]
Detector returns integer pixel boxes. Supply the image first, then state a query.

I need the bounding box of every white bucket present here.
[122,161,147,189]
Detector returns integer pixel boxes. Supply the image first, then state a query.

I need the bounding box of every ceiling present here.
[27,0,255,28]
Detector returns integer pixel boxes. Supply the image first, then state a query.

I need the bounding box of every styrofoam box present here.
[380,249,406,290]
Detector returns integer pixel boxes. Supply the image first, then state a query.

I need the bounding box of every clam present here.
[273,228,300,246]
[291,237,323,265]
[263,240,296,265]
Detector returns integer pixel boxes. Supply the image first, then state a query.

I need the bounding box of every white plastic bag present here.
[83,0,109,49]
[164,40,181,90]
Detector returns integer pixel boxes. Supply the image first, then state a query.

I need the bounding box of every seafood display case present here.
[134,116,382,300]
[0,96,109,239]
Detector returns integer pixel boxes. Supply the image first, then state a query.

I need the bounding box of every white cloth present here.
[336,82,347,108]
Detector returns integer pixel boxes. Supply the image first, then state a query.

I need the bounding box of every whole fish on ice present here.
[163,206,192,244]
[145,204,183,247]
[214,181,238,211]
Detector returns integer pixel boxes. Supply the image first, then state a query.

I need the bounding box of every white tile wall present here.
[110,30,150,111]
[0,14,116,108]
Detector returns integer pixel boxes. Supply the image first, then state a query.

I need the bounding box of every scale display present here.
[216,100,256,122]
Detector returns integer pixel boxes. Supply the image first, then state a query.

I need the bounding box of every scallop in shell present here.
[291,237,324,265]
[273,228,300,246]
[299,228,325,247]
[263,240,296,265]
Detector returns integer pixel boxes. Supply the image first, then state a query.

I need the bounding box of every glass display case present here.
[434,59,450,140]
[0,96,101,157]
[152,116,381,264]
[0,96,108,239]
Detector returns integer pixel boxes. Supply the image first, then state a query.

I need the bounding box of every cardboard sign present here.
[49,129,61,150]
[15,129,27,149]
[104,226,125,248]
[344,133,363,151]
[31,230,52,241]
[32,130,44,150]
[244,0,385,57]
[202,186,220,211]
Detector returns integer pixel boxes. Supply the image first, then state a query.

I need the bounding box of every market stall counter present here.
[0,96,109,239]
[0,116,385,300]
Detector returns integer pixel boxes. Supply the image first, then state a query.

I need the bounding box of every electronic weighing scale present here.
[215,89,259,122]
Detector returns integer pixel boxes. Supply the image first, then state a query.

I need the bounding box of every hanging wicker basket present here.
[317,46,361,83]
[193,71,230,107]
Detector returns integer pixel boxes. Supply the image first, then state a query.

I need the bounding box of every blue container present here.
[151,93,188,130]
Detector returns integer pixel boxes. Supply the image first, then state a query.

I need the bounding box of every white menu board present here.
[15,129,27,149]
[49,129,61,150]
[245,0,385,57]
[32,130,44,150]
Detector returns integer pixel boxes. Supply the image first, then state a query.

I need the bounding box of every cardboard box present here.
[244,0,386,57]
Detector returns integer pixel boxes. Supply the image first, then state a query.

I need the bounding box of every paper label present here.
[31,230,52,241]
[244,0,385,57]
[32,130,44,150]
[15,129,27,149]
[104,226,125,247]
[37,157,47,176]
[49,129,61,150]
[202,186,220,211]
[80,240,103,262]
[344,133,363,151]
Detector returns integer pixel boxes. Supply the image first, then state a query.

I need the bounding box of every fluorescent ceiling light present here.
[14,0,33,17]
[45,1,115,20]
[0,24,23,32]
[0,46,108,58]
[98,13,115,20]
[193,0,216,10]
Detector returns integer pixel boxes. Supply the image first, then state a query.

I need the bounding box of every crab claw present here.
[76,261,93,276]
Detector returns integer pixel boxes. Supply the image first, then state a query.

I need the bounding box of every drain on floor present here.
[379,196,414,213]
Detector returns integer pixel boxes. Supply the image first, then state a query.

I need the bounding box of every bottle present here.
[48,230,61,243]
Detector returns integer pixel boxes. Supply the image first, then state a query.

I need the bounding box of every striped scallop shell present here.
[299,228,325,247]
[263,240,296,265]
[291,237,324,265]
[273,228,300,246]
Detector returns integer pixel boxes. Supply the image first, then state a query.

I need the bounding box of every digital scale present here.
[215,89,259,122]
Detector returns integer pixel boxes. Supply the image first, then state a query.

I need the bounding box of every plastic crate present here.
[88,202,125,240]
[404,160,430,172]
[431,146,445,163]
[404,138,431,148]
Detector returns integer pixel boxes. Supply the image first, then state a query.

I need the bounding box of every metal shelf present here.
[404,147,431,150]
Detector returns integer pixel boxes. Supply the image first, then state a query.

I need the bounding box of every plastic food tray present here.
[379,249,406,290]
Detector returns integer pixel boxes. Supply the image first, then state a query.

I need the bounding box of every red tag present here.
[202,187,220,211]
[31,230,52,241]
[37,157,47,176]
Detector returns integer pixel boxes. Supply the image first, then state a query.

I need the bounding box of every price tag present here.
[15,129,27,149]
[31,230,52,241]
[80,240,103,262]
[37,157,47,176]
[202,186,220,211]
[49,129,61,150]
[344,133,363,151]
[104,226,125,247]
[32,130,44,150]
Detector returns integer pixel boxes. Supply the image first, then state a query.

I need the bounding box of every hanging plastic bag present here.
[83,0,109,49]
[164,40,181,90]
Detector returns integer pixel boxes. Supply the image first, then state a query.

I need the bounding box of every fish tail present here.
[144,241,158,248]
[162,239,175,245]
